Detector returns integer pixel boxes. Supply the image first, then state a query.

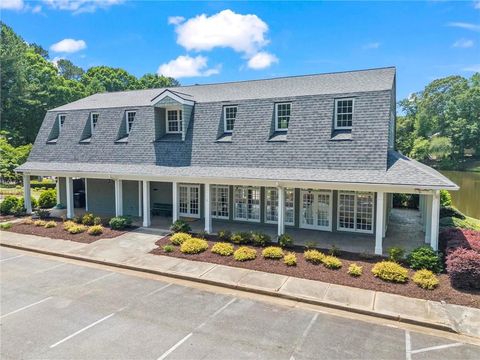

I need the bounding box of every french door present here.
[178,184,200,218]
[300,190,332,231]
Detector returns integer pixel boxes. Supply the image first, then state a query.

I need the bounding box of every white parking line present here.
[411,342,463,354]
[81,272,115,286]
[290,313,318,360]
[157,298,236,360]
[144,283,172,298]
[34,263,67,274]
[0,254,24,263]
[50,313,115,348]
[1,297,52,319]
[405,330,412,360]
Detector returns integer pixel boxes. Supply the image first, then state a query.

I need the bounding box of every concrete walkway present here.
[1,229,479,339]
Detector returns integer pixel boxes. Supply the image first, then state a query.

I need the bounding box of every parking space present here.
[1,247,479,360]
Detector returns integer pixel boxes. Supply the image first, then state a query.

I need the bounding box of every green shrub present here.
[217,230,231,242]
[196,230,208,239]
[81,213,95,226]
[68,224,87,234]
[233,246,257,261]
[284,252,297,266]
[304,249,325,264]
[406,246,443,273]
[348,263,363,277]
[262,246,284,259]
[63,220,76,230]
[170,219,191,233]
[328,245,340,256]
[72,215,83,224]
[87,225,104,235]
[440,206,465,220]
[412,269,439,290]
[388,247,405,262]
[322,255,342,269]
[440,190,452,207]
[93,216,102,225]
[180,238,208,254]
[19,196,38,210]
[211,242,234,256]
[163,244,174,253]
[0,222,12,230]
[0,196,19,215]
[35,209,50,219]
[251,231,271,247]
[109,216,132,230]
[34,220,46,227]
[372,261,409,283]
[170,232,192,245]
[11,205,26,216]
[231,232,251,244]
[38,189,57,209]
[279,233,293,248]
[44,221,57,228]
[304,241,318,250]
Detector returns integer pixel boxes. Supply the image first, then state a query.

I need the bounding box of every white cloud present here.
[0,0,24,10]
[157,55,220,78]
[173,9,269,56]
[32,5,42,12]
[363,42,381,49]
[50,39,87,53]
[42,0,124,14]
[168,16,185,25]
[453,39,474,48]
[448,22,480,32]
[463,64,480,72]
[50,56,65,67]
[247,52,278,69]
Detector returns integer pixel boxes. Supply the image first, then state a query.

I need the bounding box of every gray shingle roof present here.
[51,67,396,111]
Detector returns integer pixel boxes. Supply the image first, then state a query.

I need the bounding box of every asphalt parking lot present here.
[1,247,479,360]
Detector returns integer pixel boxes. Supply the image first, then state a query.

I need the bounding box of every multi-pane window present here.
[167,109,183,133]
[211,185,229,219]
[58,114,66,132]
[178,184,200,218]
[265,188,295,225]
[223,106,237,133]
[300,190,331,230]
[90,113,99,133]
[126,111,136,134]
[338,191,374,233]
[234,186,260,222]
[335,98,354,129]
[275,103,291,131]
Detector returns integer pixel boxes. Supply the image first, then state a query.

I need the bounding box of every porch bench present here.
[151,203,173,217]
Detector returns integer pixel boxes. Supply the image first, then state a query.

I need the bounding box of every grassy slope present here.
[440,215,480,231]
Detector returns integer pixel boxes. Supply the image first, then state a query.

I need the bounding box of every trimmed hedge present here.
[211,242,234,256]
[170,232,192,245]
[38,189,57,209]
[322,255,342,269]
[283,253,297,266]
[170,220,191,233]
[406,246,443,273]
[372,261,409,283]
[233,246,257,261]
[446,248,480,289]
[87,225,104,235]
[304,250,325,264]
[180,238,208,254]
[348,263,363,277]
[412,269,439,290]
[262,246,284,259]
[109,216,132,230]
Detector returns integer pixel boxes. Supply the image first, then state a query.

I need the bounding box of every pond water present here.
[441,171,480,219]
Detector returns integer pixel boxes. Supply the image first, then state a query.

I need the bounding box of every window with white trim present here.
[334,98,354,129]
[234,186,260,222]
[178,184,200,218]
[58,114,66,132]
[338,191,374,233]
[275,103,291,131]
[167,109,183,134]
[265,188,295,225]
[126,111,136,134]
[90,113,99,133]
[223,106,237,133]
[211,185,229,219]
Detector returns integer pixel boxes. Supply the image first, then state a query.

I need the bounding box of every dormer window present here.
[223,106,237,133]
[167,109,183,134]
[275,103,291,131]
[334,98,354,130]
[90,113,99,133]
[126,111,136,134]
[58,114,66,132]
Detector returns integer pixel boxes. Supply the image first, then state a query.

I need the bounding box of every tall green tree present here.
[81,66,140,94]
[138,73,179,88]
[56,59,84,80]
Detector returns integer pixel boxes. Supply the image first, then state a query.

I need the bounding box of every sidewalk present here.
[1,228,479,339]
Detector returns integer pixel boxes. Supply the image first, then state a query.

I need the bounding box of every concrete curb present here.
[0,242,458,335]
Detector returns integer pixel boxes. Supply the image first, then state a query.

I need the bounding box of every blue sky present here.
[2,0,479,101]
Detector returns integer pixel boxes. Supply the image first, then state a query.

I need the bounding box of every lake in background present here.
[441,170,480,219]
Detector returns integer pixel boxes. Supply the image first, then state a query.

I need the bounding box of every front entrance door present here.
[300,190,332,231]
[178,184,200,218]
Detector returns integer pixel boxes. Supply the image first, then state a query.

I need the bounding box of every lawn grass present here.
[440,215,480,231]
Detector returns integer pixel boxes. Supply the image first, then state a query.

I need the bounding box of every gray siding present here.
[150,181,173,206]
[86,179,115,215]
[58,177,66,206]
[122,180,140,216]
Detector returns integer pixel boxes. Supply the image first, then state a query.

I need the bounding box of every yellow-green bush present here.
[322,255,342,269]
[233,246,257,261]
[170,232,192,245]
[372,261,409,283]
[412,269,439,290]
[34,220,46,227]
[262,246,284,259]
[44,221,57,228]
[348,263,363,277]
[68,224,87,234]
[24,218,33,225]
[211,242,234,256]
[87,225,104,235]
[180,238,208,254]
[63,220,76,231]
[283,252,297,266]
[304,249,325,264]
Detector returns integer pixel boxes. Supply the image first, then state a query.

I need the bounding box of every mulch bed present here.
[151,235,480,309]
[3,219,127,244]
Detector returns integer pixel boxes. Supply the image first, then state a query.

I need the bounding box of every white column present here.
[172,181,178,222]
[382,192,388,237]
[430,190,440,251]
[204,184,212,233]
[425,194,432,244]
[375,191,384,255]
[138,181,142,217]
[114,179,123,217]
[277,186,285,237]
[23,175,32,214]
[56,178,61,205]
[419,195,424,225]
[66,176,74,219]
[142,180,151,227]
[84,178,89,212]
